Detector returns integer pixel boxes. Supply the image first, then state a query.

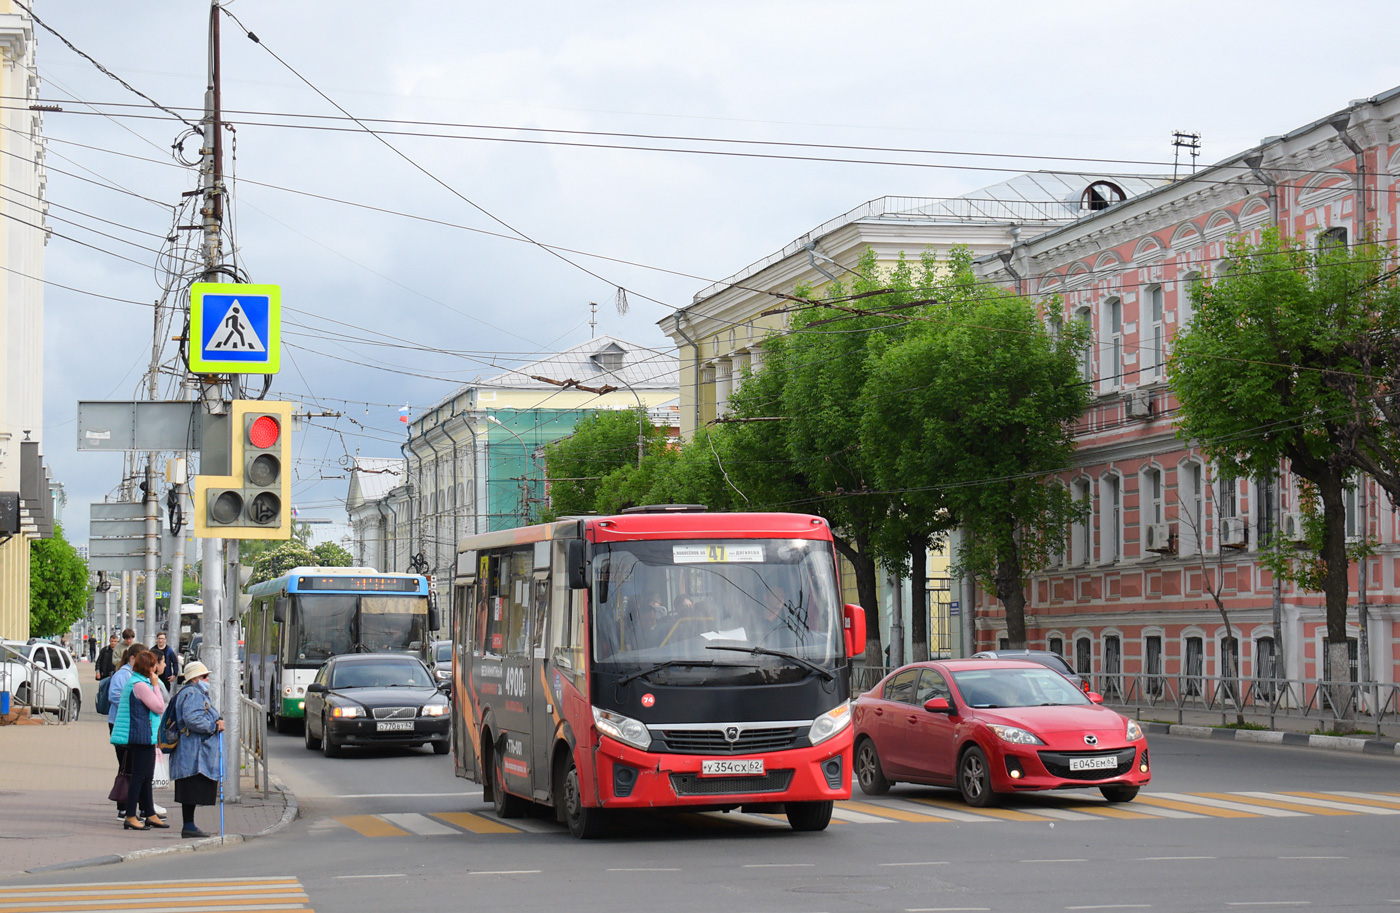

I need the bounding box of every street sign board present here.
[189,282,281,374]
[77,401,203,452]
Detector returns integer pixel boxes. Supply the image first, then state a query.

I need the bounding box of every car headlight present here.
[330,705,363,719]
[421,702,450,717]
[592,706,651,751]
[988,724,1044,745]
[808,702,852,745]
[1125,719,1144,741]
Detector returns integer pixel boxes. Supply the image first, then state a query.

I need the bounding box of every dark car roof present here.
[329,652,422,664]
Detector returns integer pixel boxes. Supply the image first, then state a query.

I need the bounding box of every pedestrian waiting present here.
[167,661,224,838]
[105,642,145,820]
[111,650,169,831]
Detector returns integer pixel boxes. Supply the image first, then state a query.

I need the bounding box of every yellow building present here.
[0,3,48,642]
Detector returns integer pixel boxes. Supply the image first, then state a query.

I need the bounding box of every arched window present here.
[1184,636,1204,697]
[1318,226,1348,251]
[1081,181,1127,211]
[1070,478,1092,565]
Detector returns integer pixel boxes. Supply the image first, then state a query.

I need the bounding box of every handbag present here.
[107,755,130,803]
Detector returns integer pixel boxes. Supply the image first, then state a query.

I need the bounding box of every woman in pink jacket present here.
[110,650,169,830]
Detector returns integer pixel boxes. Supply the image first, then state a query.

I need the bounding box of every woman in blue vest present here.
[111,650,169,830]
[168,660,224,839]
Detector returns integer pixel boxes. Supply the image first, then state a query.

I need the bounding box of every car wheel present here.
[321,717,341,758]
[1100,785,1139,803]
[433,739,450,756]
[557,753,607,838]
[63,690,80,722]
[491,748,528,819]
[304,714,321,751]
[958,745,997,808]
[855,738,891,796]
[785,800,833,831]
[15,683,30,707]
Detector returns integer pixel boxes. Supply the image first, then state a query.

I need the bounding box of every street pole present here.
[143,461,159,645]
[167,460,186,656]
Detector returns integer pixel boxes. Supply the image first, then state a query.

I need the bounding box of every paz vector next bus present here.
[449,507,867,838]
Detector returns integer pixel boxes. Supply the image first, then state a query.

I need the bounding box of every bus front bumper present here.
[591,729,853,809]
[280,696,305,720]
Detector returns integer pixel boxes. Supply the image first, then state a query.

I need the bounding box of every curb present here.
[1142,722,1400,756]
[24,779,298,876]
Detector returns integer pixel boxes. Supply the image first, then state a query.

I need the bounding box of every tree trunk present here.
[994,539,1027,649]
[909,536,929,662]
[834,534,883,671]
[1315,467,1355,727]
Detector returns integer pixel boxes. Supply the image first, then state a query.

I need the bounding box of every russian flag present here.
[399,404,410,423]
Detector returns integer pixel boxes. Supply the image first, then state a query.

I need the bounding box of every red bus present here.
[448,507,866,837]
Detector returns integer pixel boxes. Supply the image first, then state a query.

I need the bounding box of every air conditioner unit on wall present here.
[1126,390,1152,419]
[1145,522,1175,553]
[1220,517,1248,549]
[1281,512,1308,545]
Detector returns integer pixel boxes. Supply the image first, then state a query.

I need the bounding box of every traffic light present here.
[193,400,294,539]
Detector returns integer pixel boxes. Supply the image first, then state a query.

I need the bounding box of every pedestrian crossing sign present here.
[189,282,282,374]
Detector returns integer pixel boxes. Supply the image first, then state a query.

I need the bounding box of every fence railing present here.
[238,695,269,795]
[0,643,77,722]
[850,663,1399,738]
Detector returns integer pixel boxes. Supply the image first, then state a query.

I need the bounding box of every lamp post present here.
[590,356,647,466]
[486,414,533,525]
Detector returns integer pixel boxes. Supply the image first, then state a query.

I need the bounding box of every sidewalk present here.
[0,669,295,877]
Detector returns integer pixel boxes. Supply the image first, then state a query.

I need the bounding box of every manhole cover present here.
[791,884,890,894]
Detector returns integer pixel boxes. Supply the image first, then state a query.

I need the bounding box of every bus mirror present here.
[843,603,867,659]
[566,539,588,590]
[428,605,441,633]
[273,597,289,624]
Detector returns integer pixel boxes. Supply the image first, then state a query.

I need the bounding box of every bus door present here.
[528,542,554,801]
[451,579,475,781]
[494,547,536,799]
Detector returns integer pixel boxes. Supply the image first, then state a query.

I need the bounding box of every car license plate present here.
[376,721,414,732]
[701,758,764,776]
[1069,755,1117,771]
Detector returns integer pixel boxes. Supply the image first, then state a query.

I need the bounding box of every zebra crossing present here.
[0,877,311,913]
[325,789,1400,837]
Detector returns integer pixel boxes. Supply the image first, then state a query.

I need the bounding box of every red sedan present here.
[852,659,1149,807]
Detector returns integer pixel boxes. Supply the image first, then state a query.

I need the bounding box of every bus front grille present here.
[656,727,802,754]
[669,770,794,796]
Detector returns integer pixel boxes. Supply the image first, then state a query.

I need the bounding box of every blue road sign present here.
[189,283,281,374]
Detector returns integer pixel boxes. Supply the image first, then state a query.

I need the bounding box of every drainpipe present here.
[1242,150,1278,227]
[672,316,702,436]
[424,429,445,590]
[1328,112,1367,232]
[400,437,418,569]
[804,241,840,284]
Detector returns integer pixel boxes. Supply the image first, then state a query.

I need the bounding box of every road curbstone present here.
[1137,720,1398,757]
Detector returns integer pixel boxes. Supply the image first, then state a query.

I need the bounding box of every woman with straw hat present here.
[168,661,224,839]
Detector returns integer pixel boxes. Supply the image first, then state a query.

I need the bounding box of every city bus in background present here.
[244,567,436,732]
[450,507,866,838]
[176,603,203,660]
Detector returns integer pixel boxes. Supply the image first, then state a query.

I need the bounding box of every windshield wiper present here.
[617,659,720,686]
[705,645,834,681]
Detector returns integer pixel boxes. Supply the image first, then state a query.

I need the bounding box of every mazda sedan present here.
[852,659,1149,807]
[302,653,451,757]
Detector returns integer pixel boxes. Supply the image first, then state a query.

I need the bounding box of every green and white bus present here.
[243,566,437,732]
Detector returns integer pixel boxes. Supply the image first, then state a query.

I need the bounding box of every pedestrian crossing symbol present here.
[190,282,281,374]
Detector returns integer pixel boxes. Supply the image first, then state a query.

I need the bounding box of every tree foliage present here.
[311,541,354,568]
[249,541,318,585]
[541,410,669,520]
[30,524,90,638]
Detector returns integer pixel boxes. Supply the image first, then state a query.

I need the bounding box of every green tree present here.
[249,541,318,585]
[311,540,354,568]
[1168,228,1379,700]
[542,410,667,520]
[29,524,90,638]
[861,257,1089,649]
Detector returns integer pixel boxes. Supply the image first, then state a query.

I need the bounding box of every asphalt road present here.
[8,731,1400,913]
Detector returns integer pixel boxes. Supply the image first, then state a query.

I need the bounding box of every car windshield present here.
[951,667,1090,708]
[433,642,452,663]
[591,538,842,684]
[332,659,433,689]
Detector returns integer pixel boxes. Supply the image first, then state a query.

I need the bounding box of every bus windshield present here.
[592,538,842,683]
[286,594,430,664]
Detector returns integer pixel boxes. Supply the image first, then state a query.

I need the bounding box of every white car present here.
[1,640,83,720]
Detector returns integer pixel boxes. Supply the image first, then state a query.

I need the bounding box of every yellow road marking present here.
[840,800,954,823]
[433,811,522,834]
[1288,791,1400,810]
[336,815,411,837]
[0,897,308,913]
[908,797,1052,822]
[0,881,302,896]
[0,889,307,903]
[1134,796,1259,818]
[1198,792,1355,816]
[1070,804,1158,820]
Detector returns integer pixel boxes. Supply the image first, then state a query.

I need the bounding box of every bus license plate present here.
[1069,756,1117,771]
[701,759,764,776]
[376,721,414,732]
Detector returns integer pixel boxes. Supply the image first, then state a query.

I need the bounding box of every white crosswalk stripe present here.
[1147,792,1306,817]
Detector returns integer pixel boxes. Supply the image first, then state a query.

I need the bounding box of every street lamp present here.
[486,414,533,524]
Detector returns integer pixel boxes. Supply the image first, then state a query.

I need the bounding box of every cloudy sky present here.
[36,0,1400,545]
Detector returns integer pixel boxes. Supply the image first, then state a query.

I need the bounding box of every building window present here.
[1146,468,1164,526]
[1103,298,1123,390]
[1344,481,1362,541]
[1146,285,1164,382]
[1103,635,1122,700]
[1081,181,1126,211]
[1218,474,1238,519]
[1071,478,1092,565]
[1179,271,1201,330]
[1255,636,1277,699]
[1075,637,1092,679]
[1318,226,1348,251]
[1256,475,1278,548]
[1076,307,1093,382]
[1101,475,1121,563]
[1179,462,1205,556]
[1145,635,1163,697]
[1185,636,1204,697]
[1048,636,1064,657]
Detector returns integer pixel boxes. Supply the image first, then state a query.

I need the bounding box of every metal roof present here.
[476,334,679,392]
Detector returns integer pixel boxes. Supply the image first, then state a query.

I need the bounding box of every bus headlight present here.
[593,707,651,751]
[808,703,852,745]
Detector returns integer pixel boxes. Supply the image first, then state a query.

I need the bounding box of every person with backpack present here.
[163,661,224,839]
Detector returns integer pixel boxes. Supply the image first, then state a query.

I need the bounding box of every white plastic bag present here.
[153,748,171,789]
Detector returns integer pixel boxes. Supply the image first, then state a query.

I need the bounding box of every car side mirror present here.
[306,682,327,694]
[438,680,452,693]
[923,697,952,714]
[1087,691,1104,704]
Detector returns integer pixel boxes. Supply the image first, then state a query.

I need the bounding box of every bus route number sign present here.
[673,544,765,564]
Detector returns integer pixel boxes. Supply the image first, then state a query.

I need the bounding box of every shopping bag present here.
[153,749,171,790]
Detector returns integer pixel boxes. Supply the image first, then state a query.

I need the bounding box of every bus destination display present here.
[295,575,421,592]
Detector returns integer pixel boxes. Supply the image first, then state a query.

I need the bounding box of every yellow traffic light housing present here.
[193,400,293,539]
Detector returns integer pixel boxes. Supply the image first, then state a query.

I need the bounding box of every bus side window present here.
[532,577,549,653]
[550,540,583,684]
[505,547,532,656]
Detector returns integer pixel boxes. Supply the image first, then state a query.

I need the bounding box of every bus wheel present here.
[785,800,833,831]
[558,755,607,839]
[492,751,528,819]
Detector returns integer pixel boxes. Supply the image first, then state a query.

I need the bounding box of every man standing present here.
[154,632,179,689]
[95,634,119,681]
